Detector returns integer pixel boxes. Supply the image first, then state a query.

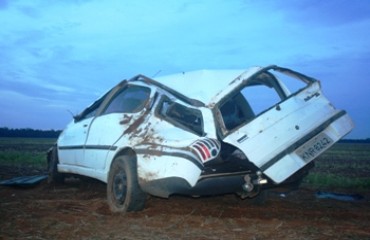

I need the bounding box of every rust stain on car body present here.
[123,112,165,147]
[123,109,150,135]
[120,114,133,125]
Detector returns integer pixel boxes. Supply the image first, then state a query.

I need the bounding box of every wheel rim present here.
[113,171,127,204]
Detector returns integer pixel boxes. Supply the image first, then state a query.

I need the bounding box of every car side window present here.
[158,97,204,136]
[103,85,151,114]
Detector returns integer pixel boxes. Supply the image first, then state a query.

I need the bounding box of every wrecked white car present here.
[48,65,354,212]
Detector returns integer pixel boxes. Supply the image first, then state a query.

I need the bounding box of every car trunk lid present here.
[217,67,354,183]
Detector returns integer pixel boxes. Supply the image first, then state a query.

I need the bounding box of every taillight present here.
[190,138,220,163]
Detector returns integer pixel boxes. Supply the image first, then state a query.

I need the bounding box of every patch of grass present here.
[303,143,370,191]
[320,143,370,161]
[0,137,56,145]
[0,137,56,168]
[304,173,370,191]
[0,150,47,167]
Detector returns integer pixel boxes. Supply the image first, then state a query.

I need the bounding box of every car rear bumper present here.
[139,174,247,198]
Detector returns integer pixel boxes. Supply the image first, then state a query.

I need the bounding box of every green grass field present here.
[0,137,56,168]
[0,138,369,191]
[303,143,370,191]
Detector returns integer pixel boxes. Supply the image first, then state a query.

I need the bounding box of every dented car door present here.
[83,84,152,170]
[217,66,354,184]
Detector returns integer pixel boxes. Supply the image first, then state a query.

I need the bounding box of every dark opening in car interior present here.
[220,72,285,131]
[158,97,204,136]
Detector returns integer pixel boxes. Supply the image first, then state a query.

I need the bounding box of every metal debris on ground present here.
[0,175,48,187]
[315,191,364,201]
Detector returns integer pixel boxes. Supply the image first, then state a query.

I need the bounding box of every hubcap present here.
[113,172,127,204]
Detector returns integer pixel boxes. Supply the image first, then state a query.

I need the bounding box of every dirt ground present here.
[1,171,369,240]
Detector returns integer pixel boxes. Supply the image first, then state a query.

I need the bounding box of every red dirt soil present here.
[1,176,369,240]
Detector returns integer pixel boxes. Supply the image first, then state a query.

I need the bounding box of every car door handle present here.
[237,134,248,143]
[83,124,88,127]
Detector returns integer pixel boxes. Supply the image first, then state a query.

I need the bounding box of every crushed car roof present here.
[153,67,262,105]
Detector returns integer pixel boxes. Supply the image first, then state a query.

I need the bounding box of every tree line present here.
[0,127,62,138]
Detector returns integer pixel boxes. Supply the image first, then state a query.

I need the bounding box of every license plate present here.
[295,133,333,163]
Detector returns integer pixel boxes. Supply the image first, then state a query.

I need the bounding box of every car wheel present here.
[47,146,64,185]
[107,155,146,213]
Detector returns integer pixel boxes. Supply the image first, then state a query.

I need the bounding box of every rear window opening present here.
[220,94,255,130]
[158,97,204,136]
[219,70,308,131]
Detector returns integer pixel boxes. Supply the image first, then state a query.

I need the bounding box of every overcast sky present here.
[0,0,369,139]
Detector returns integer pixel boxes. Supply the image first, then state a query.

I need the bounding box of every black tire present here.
[47,146,64,185]
[107,155,147,213]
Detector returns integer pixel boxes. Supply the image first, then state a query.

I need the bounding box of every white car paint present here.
[154,69,257,105]
[55,65,354,199]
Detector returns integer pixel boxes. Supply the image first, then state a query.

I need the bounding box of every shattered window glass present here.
[158,97,204,136]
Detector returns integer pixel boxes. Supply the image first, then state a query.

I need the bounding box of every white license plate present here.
[295,133,333,163]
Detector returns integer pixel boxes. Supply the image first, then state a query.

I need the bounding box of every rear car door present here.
[82,84,152,170]
[217,66,354,183]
